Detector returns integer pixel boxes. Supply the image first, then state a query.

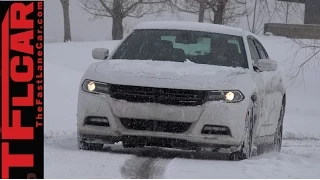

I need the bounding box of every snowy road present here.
[45,38,320,178]
[45,132,320,178]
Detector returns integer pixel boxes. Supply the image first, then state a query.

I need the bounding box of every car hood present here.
[93,59,253,91]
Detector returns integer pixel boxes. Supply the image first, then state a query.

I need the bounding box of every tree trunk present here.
[60,0,71,42]
[213,0,227,24]
[198,0,205,23]
[252,0,258,33]
[112,0,123,40]
[112,16,124,40]
[285,2,289,23]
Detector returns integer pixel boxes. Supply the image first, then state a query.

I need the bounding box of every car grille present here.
[120,118,192,133]
[108,84,207,106]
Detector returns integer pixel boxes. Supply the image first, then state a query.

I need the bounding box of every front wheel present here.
[230,100,256,160]
[77,135,104,151]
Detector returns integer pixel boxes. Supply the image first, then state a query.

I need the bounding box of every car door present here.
[254,39,283,136]
[247,37,269,138]
[251,37,282,137]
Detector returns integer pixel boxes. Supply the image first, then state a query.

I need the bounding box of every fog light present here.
[90,117,108,122]
[85,117,109,126]
[203,126,227,132]
[201,125,231,135]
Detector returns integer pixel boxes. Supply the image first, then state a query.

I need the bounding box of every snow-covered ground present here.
[45,36,320,178]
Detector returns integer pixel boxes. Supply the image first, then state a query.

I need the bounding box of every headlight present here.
[207,90,244,103]
[87,81,96,91]
[82,80,109,94]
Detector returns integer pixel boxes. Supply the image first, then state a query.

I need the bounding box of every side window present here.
[247,39,260,63]
[254,40,269,59]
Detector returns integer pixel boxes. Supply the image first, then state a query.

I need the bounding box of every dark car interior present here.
[112,30,249,68]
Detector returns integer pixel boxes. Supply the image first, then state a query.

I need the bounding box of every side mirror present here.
[256,59,277,72]
[92,48,109,60]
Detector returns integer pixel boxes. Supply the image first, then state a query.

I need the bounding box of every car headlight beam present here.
[225,92,235,101]
[207,90,244,103]
[87,81,96,92]
[82,80,109,94]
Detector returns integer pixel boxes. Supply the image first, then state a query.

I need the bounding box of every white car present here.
[77,21,286,160]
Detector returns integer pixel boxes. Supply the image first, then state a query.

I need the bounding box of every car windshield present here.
[112,29,248,68]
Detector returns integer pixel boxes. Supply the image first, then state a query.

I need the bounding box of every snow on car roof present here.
[133,21,245,37]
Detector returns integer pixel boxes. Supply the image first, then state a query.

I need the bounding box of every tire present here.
[274,98,285,152]
[77,135,104,151]
[230,100,256,160]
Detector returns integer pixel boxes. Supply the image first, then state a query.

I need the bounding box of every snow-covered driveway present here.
[45,133,320,178]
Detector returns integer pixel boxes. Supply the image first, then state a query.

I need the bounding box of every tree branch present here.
[123,0,143,16]
[98,0,115,16]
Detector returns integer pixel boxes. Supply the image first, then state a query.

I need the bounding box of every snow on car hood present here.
[94,59,253,90]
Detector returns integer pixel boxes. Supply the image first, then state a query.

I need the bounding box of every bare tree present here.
[206,0,229,24]
[277,1,304,24]
[169,0,210,23]
[79,0,168,40]
[198,0,206,22]
[205,0,247,25]
[283,1,292,23]
[60,0,72,42]
[286,40,320,86]
[169,0,246,25]
[244,0,280,34]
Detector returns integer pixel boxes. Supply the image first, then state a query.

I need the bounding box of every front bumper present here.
[77,91,250,148]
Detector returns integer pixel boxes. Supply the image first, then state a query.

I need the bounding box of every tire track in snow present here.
[120,157,169,178]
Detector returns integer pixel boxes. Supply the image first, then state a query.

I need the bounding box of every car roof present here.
[133,21,246,37]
